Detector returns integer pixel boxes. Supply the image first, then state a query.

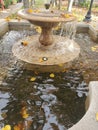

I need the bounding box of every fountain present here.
[0,21,98,130]
[12,7,80,70]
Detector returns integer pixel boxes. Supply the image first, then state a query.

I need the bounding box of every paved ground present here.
[0,3,23,19]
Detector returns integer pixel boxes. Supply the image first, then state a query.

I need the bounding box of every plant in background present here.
[78,0,90,8]
[4,0,12,8]
[4,0,18,8]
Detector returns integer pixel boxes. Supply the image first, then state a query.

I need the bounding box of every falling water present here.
[60,21,77,39]
[59,21,77,52]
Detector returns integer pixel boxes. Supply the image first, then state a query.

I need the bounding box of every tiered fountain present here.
[12,3,80,71]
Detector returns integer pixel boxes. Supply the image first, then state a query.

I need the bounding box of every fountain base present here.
[12,35,80,71]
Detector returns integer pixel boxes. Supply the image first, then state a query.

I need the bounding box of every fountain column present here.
[39,27,54,46]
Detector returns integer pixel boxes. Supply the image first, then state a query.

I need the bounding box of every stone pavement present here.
[0,3,23,19]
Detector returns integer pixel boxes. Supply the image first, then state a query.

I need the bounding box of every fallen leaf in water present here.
[91,46,98,52]
[50,73,55,78]
[14,123,24,130]
[20,107,29,119]
[14,125,20,130]
[96,112,98,121]
[2,125,11,130]
[30,77,36,82]
[21,41,29,46]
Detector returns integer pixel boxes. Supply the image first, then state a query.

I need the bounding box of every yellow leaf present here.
[20,107,29,119]
[14,123,24,130]
[30,77,36,81]
[22,113,29,119]
[5,17,11,22]
[28,9,33,13]
[35,27,41,33]
[14,125,20,130]
[2,125,11,130]
[96,112,98,121]
[50,73,55,78]
[21,41,29,46]
[58,63,63,67]
[39,58,43,63]
[91,46,98,52]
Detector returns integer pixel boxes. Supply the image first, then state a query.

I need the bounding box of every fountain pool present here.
[0,30,98,130]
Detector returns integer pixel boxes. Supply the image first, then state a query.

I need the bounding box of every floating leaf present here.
[96,112,98,121]
[30,77,36,82]
[50,73,55,78]
[14,123,24,130]
[91,46,98,52]
[21,41,29,46]
[14,125,20,130]
[2,125,11,130]
[20,107,29,119]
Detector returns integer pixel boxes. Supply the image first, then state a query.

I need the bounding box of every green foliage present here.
[79,0,90,8]
[4,0,18,8]
[4,0,12,8]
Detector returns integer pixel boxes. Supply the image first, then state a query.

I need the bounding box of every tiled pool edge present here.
[69,81,98,130]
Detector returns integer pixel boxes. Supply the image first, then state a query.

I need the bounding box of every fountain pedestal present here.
[12,9,80,72]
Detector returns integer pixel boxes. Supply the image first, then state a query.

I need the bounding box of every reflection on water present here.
[0,68,87,130]
[0,30,98,130]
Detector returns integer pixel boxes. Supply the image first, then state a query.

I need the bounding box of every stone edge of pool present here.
[0,20,98,130]
[69,81,98,130]
[0,20,98,42]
